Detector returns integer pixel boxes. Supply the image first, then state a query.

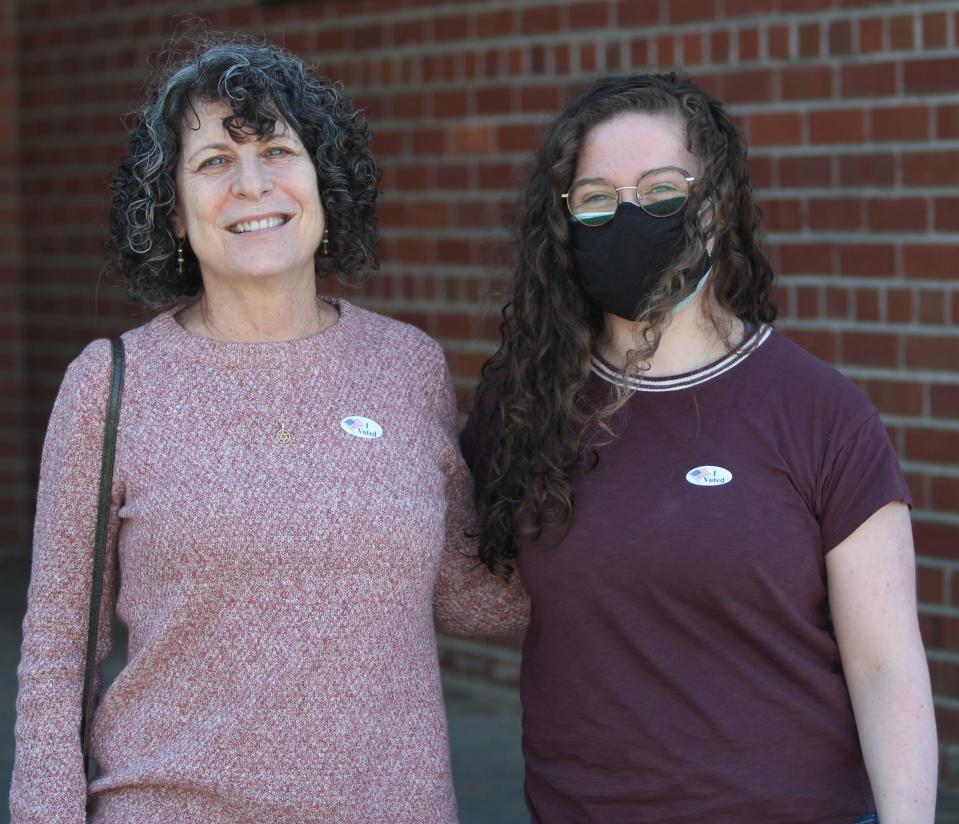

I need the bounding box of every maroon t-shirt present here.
[461,327,910,824]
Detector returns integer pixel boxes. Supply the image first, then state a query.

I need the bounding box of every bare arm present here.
[826,502,937,824]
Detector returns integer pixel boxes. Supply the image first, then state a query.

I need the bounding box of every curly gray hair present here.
[109,35,378,308]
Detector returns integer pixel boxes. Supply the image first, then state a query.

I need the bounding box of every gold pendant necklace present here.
[195,303,324,446]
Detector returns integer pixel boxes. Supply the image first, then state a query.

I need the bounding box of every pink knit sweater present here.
[11,300,527,824]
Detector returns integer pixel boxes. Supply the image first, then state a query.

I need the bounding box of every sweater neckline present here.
[151,297,352,369]
[590,323,773,392]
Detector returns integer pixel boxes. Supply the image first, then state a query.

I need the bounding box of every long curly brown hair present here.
[474,73,777,575]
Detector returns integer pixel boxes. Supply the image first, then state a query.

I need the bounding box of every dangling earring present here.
[321,229,330,257]
[176,238,185,274]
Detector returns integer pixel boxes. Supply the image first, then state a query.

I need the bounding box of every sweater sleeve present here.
[431,358,529,637]
[10,340,122,824]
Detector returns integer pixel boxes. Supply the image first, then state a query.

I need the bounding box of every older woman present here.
[11,37,523,823]
[464,73,936,823]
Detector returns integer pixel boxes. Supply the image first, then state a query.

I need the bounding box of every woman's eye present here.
[583,191,615,204]
[198,156,227,170]
[265,146,292,158]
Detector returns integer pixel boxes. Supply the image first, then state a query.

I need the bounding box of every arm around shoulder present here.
[426,352,530,637]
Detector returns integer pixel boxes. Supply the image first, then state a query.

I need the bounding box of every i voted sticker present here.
[340,416,383,439]
[685,466,733,487]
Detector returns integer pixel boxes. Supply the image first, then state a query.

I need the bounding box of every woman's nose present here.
[231,156,273,199]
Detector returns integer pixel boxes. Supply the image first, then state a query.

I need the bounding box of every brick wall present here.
[0,1,27,561]
[6,0,959,788]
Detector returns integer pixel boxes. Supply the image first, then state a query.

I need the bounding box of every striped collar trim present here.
[590,324,772,392]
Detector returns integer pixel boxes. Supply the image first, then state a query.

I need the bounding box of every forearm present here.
[847,658,938,824]
[434,550,530,636]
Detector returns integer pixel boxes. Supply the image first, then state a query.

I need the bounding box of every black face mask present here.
[570,202,711,321]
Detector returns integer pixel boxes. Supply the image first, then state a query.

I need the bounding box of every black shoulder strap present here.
[80,337,125,776]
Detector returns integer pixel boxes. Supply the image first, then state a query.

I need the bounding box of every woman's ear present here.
[171,211,185,240]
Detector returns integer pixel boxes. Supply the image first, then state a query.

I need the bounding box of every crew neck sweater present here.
[11,299,528,824]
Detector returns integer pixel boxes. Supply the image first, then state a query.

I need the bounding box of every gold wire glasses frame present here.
[562,168,696,227]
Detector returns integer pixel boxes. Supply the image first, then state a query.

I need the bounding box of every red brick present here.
[918,290,948,324]
[906,335,959,371]
[904,152,959,186]
[476,87,513,115]
[838,153,895,186]
[867,198,927,232]
[630,39,649,67]
[918,565,946,605]
[922,12,949,49]
[828,20,853,55]
[581,42,598,73]
[521,5,563,34]
[618,0,661,25]
[781,65,833,100]
[937,105,959,140]
[768,25,790,59]
[710,31,730,63]
[777,243,834,275]
[656,37,674,67]
[433,90,469,119]
[782,0,831,9]
[410,128,445,155]
[351,24,386,50]
[854,288,881,322]
[857,378,924,415]
[738,28,759,62]
[795,286,821,318]
[858,18,884,54]
[905,427,959,464]
[782,328,839,363]
[807,198,863,231]
[826,287,850,318]
[749,112,803,146]
[569,1,609,29]
[667,0,718,23]
[779,155,833,187]
[841,63,897,98]
[682,34,704,65]
[720,70,773,103]
[391,20,426,46]
[930,477,959,508]
[809,109,865,144]
[872,105,929,141]
[930,385,959,418]
[518,85,565,113]
[436,14,469,41]
[904,245,959,280]
[843,331,899,368]
[476,9,514,39]
[889,15,915,50]
[759,198,802,232]
[886,288,914,323]
[725,0,775,13]
[477,162,517,189]
[905,59,959,94]
[497,124,541,153]
[798,23,821,57]
[838,244,897,277]
[934,198,959,232]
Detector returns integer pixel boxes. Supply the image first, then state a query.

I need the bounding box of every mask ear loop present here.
[672,197,714,316]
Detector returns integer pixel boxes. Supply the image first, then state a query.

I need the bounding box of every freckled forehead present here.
[575,112,699,182]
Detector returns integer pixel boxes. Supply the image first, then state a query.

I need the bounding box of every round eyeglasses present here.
[562,168,696,227]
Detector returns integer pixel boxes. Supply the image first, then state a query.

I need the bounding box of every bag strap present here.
[80,337,125,775]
